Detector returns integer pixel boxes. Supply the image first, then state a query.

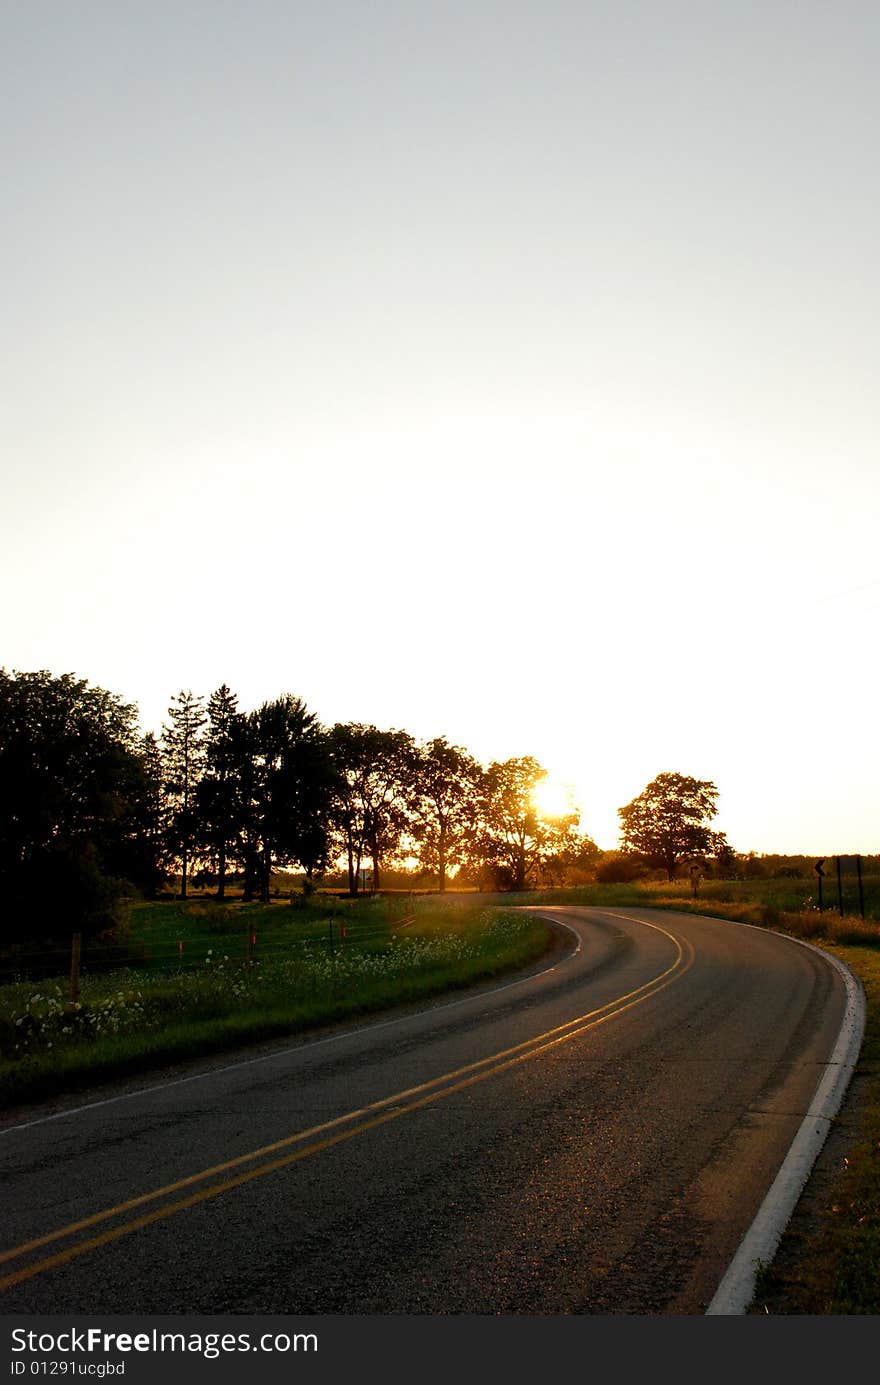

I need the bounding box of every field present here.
[0,894,550,1109]
[512,872,880,939]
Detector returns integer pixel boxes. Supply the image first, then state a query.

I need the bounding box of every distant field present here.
[654,871,880,923]
[511,875,880,942]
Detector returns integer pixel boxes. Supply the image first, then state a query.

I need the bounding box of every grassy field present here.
[511,873,880,933]
[2,876,877,1312]
[0,894,550,1109]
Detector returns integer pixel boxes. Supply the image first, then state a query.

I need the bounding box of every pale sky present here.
[2,1,878,853]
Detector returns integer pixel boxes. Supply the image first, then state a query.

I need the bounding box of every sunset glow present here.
[1,3,877,856]
[531,777,578,823]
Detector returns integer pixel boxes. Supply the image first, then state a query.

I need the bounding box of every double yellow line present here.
[1,916,693,1292]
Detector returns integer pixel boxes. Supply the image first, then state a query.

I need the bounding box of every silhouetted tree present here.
[271,723,337,894]
[246,695,333,901]
[119,731,169,899]
[235,715,262,902]
[539,831,600,887]
[0,669,145,941]
[195,684,244,899]
[327,724,369,896]
[328,725,415,894]
[409,737,481,891]
[618,772,725,881]
[161,690,207,899]
[712,838,739,880]
[474,757,579,892]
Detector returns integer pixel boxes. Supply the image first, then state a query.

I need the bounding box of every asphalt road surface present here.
[0,907,846,1315]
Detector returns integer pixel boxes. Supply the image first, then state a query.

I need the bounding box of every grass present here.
[510,873,880,929]
[748,943,880,1314]
[0,895,551,1109]
[3,876,878,1311]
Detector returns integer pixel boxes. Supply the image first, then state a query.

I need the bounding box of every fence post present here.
[70,932,82,1004]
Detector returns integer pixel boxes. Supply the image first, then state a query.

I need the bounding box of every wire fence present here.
[0,913,418,988]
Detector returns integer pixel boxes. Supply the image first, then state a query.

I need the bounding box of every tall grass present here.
[510,877,880,946]
[0,901,550,1108]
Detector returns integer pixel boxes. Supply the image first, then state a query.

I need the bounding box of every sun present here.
[531,776,577,821]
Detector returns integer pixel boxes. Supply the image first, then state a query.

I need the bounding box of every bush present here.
[595,853,649,884]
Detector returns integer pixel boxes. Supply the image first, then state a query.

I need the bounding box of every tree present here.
[0,669,146,941]
[327,724,370,896]
[245,695,333,901]
[539,831,600,888]
[474,756,580,892]
[119,731,170,899]
[328,725,415,895]
[712,837,739,880]
[409,737,480,892]
[617,771,725,881]
[274,728,337,893]
[195,684,244,899]
[161,691,207,899]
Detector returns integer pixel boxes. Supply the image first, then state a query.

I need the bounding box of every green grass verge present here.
[0,899,551,1110]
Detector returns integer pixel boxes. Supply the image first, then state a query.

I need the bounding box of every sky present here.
[2,1,878,854]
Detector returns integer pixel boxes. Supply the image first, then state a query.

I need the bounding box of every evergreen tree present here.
[120,731,169,899]
[196,684,244,899]
[161,690,207,899]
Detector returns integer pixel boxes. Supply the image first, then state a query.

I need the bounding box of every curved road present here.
[0,907,847,1314]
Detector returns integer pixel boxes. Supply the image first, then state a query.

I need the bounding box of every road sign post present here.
[814,859,825,912]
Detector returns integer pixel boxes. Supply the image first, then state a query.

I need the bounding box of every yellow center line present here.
[1,919,694,1292]
[0,917,685,1267]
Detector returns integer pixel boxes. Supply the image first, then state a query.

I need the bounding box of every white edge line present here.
[546,904,866,1317]
[0,914,582,1138]
[704,926,866,1316]
[10,899,857,1315]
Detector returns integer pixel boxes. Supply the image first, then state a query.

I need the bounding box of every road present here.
[0,907,847,1314]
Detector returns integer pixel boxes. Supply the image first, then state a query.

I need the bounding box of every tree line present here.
[0,670,602,943]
